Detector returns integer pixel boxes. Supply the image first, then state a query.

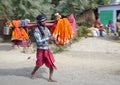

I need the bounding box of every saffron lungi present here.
[36,49,57,69]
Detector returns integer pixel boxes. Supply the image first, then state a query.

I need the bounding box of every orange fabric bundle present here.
[11,20,29,41]
[53,18,74,46]
[11,20,22,40]
[21,28,29,40]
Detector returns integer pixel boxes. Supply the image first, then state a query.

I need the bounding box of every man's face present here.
[39,21,46,26]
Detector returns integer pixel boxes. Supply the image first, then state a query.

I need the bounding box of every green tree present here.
[55,0,89,17]
[54,0,109,18]
[51,0,61,6]
[0,0,110,20]
[88,0,109,8]
[97,0,109,5]
[0,0,55,21]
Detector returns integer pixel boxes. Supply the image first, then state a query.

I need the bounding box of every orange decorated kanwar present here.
[21,28,29,40]
[52,18,74,46]
[11,20,22,40]
[11,19,30,48]
[11,20,29,41]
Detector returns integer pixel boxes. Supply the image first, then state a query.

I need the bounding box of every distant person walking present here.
[94,17,101,29]
[108,20,116,35]
[99,24,104,37]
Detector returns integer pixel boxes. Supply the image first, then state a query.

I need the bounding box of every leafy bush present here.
[76,26,91,38]
[53,45,68,54]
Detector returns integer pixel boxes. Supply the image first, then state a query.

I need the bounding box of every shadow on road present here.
[96,35,119,42]
[0,67,48,80]
[0,44,12,51]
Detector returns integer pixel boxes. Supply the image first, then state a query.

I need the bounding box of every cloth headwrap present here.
[36,15,47,22]
[36,15,47,37]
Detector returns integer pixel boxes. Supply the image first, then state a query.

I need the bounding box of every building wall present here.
[98,5,120,31]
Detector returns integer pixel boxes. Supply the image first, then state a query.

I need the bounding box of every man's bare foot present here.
[31,74,35,79]
[48,79,57,82]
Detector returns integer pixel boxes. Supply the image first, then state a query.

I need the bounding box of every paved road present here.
[0,36,120,85]
[55,36,120,85]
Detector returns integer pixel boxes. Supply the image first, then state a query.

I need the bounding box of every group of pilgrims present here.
[4,13,77,81]
[6,13,76,50]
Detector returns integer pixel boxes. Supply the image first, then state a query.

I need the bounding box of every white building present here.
[98,5,120,31]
